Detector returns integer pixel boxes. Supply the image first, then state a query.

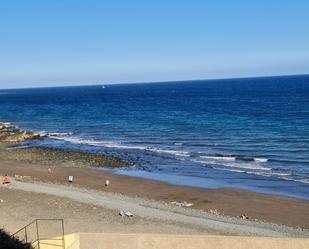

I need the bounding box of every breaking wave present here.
[44,133,309,186]
[48,135,190,157]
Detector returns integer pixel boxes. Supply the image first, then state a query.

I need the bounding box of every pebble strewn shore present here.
[0,147,128,168]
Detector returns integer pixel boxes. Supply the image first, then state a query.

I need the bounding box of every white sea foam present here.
[195,157,309,185]
[268,172,291,177]
[147,148,190,157]
[223,169,246,173]
[231,164,271,171]
[254,158,269,163]
[50,136,145,150]
[0,122,11,126]
[174,142,183,146]
[6,146,31,150]
[47,132,73,136]
[261,174,308,185]
[293,178,309,184]
[193,158,271,171]
[200,155,236,161]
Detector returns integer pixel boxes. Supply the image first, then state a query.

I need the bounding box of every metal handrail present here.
[11,219,65,249]
[12,220,36,237]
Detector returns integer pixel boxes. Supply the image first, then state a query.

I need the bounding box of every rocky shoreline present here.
[0,122,128,168]
[0,122,43,144]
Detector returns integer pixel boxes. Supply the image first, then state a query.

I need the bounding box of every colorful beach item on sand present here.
[240,213,249,220]
[119,210,133,217]
[170,201,193,207]
[1,175,11,187]
[125,211,133,217]
[68,175,74,183]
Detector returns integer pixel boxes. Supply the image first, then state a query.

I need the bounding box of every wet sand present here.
[1,158,308,230]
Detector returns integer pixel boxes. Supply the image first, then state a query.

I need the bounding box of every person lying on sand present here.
[14,174,31,180]
[240,213,249,220]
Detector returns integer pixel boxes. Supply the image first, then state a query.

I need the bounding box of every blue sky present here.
[0,0,309,88]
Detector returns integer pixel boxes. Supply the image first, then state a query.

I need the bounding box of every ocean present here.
[1,75,309,199]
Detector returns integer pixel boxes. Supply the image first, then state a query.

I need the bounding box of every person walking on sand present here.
[48,167,53,175]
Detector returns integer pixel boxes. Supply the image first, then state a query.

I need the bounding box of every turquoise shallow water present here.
[1,75,309,199]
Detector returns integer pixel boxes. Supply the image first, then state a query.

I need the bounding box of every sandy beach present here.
[1,187,216,236]
[0,146,309,237]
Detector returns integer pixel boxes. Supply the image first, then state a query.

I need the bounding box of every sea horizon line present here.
[0,73,308,91]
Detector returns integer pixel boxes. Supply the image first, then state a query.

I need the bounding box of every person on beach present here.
[48,167,53,175]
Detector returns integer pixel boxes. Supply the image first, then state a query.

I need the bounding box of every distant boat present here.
[102,85,106,89]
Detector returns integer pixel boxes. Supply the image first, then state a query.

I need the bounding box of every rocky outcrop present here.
[0,123,43,144]
[0,121,128,168]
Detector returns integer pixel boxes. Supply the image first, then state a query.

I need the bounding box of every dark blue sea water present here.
[1,75,309,199]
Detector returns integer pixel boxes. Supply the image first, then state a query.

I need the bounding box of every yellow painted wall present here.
[75,233,309,249]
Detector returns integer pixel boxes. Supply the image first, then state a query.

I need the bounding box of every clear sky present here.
[0,0,309,89]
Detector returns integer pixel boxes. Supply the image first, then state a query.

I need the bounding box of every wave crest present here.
[48,135,190,157]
